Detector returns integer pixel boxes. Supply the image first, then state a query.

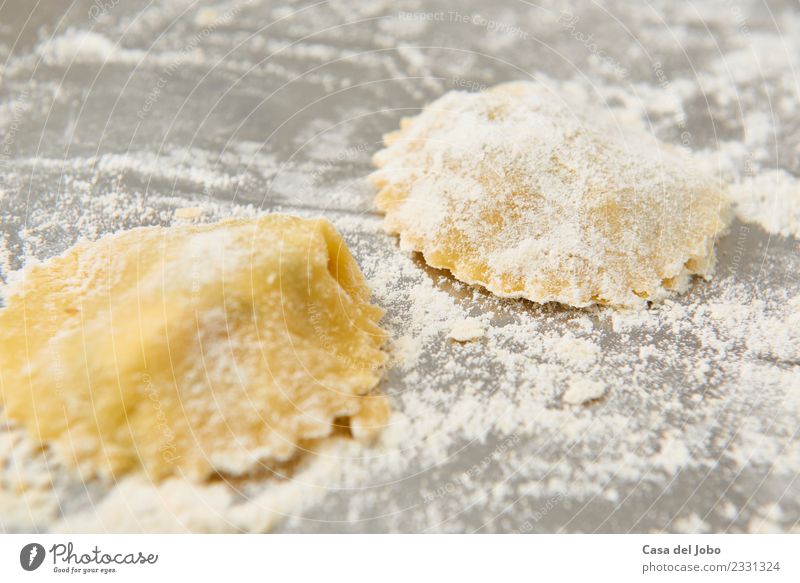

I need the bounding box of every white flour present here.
[448,318,485,342]
[562,379,607,406]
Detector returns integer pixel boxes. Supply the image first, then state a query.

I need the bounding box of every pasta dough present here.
[371,81,729,307]
[0,215,389,480]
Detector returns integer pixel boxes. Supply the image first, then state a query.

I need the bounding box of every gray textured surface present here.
[1,0,798,533]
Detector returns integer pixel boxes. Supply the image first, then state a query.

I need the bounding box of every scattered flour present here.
[448,318,485,342]
[0,0,798,534]
[174,206,204,219]
[37,29,123,65]
[562,379,607,406]
[727,171,800,238]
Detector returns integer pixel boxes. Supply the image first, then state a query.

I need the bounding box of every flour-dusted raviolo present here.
[0,215,389,480]
[371,81,729,307]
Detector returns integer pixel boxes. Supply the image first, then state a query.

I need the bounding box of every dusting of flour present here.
[1,0,799,534]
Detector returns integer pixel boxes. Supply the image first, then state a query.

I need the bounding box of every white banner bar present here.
[1,534,797,582]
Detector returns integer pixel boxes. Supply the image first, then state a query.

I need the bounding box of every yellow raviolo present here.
[371,81,730,307]
[0,215,389,480]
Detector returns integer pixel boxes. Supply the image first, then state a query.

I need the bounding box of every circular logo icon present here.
[20,543,46,571]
